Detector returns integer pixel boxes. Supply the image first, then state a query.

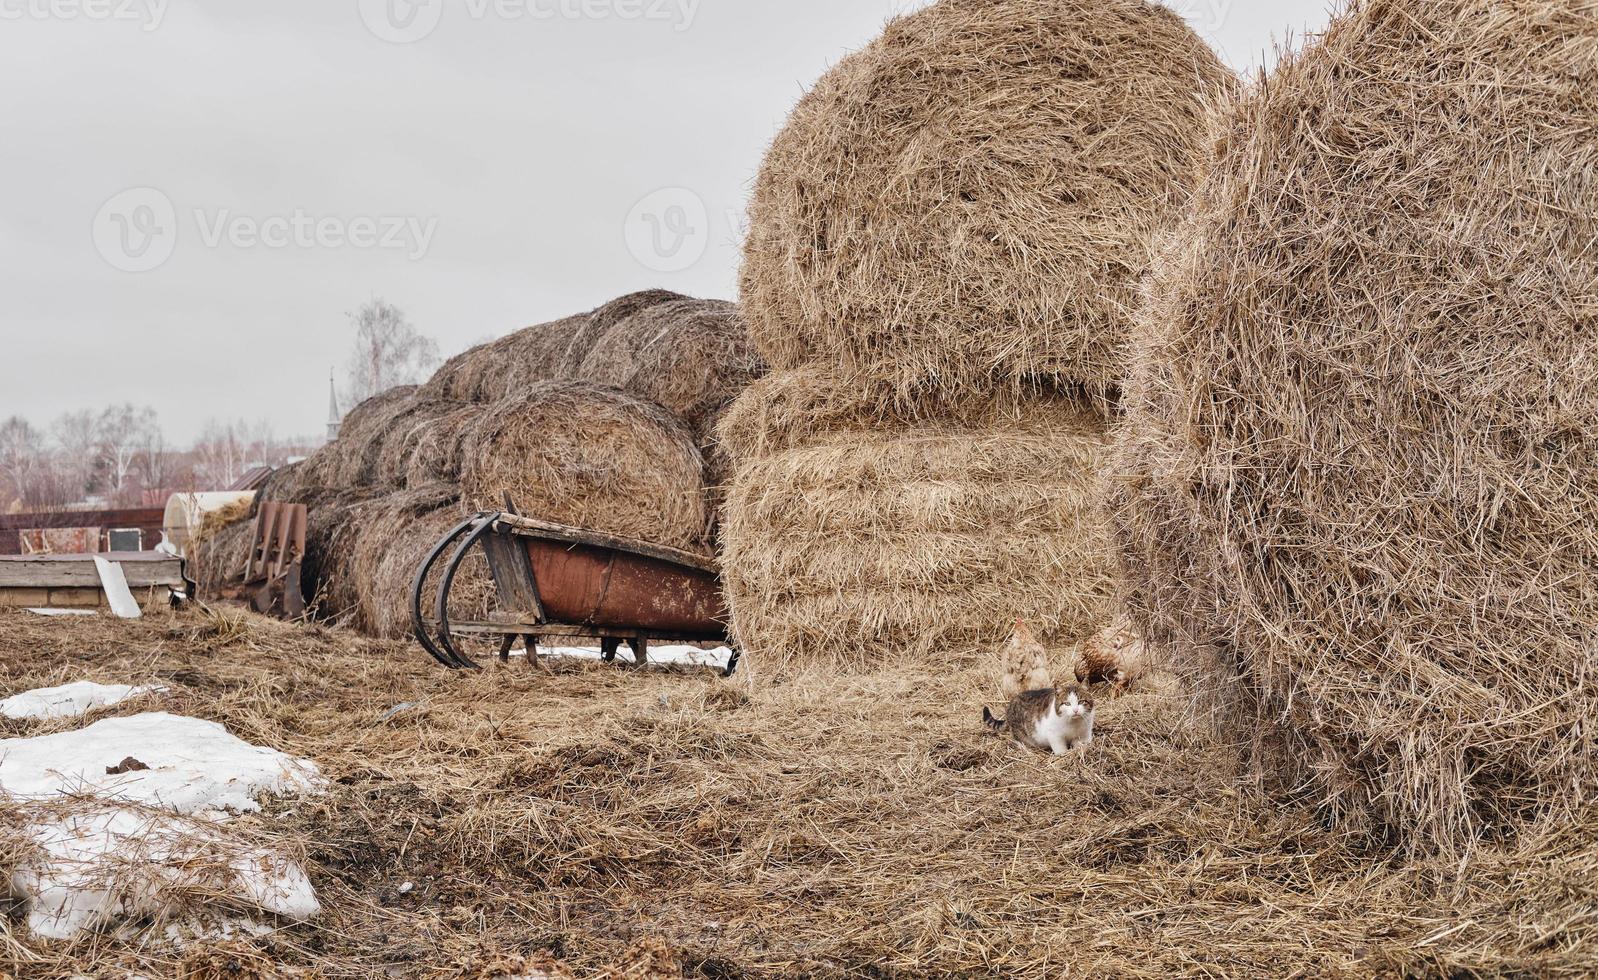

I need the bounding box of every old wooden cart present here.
[411,511,739,676]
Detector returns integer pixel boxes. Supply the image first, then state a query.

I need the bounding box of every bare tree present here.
[98,404,159,503]
[193,419,246,488]
[344,298,439,404]
[0,416,44,510]
[50,410,102,502]
[138,425,175,500]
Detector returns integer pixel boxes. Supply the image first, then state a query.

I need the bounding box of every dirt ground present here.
[0,606,1592,979]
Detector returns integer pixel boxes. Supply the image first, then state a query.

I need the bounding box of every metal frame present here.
[411,512,740,677]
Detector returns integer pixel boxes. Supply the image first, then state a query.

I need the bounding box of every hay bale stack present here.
[1112,0,1598,854]
[461,383,710,554]
[722,0,1226,667]
[722,401,1115,669]
[741,0,1233,410]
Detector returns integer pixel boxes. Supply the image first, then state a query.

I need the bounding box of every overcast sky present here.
[0,0,1335,444]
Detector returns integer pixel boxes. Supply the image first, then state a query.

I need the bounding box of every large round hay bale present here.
[722,400,1114,670]
[557,289,689,375]
[425,315,591,405]
[460,383,710,554]
[189,517,255,597]
[346,484,494,638]
[741,0,1233,409]
[298,385,420,489]
[1113,0,1598,854]
[373,398,468,488]
[402,403,482,489]
[579,298,766,437]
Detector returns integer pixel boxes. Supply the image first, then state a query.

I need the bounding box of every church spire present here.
[326,370,342,443]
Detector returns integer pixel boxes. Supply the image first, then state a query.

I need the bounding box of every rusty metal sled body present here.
[412,512,738,676]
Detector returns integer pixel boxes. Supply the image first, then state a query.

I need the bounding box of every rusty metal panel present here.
[18,527,103,555]
[524,538,727,636]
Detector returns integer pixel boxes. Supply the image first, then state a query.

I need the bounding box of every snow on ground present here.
[514,644,733,669]
[0,680,168,721]
[0,711,326,939]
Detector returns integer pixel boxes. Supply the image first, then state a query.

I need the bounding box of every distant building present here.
[326,371,343,443]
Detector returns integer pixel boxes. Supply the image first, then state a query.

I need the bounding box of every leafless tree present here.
[344,298,439,404]
[50,410,102,501]
[0,416,44,510]
[138,426,175,500]
[98,404,159,502]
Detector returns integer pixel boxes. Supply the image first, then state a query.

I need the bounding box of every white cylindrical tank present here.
[162,492,256,557]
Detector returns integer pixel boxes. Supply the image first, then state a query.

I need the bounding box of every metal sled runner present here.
[411,511,739,676]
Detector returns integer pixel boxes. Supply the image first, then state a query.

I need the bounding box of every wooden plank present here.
[446,619,726,644]
[481,530,545,622]
[0,556,186,590]
[492,514,717,573]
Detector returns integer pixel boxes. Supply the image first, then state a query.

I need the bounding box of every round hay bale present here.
[722,400,1114,670]
[579,298,766,437]
[402,403,482,489]
[373,398,468,488]
[460,383,710,554]
[300,487,387,624]
[716,364,1083,463]
[344,484,493,638]
[357,496,498,640]
[741,0,1233,409]
[189,517,256,597]
[557,289,690,375]
[301,385,420,489]
[1113,0,1598,854]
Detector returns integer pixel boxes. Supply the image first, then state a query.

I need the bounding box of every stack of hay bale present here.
[1112,0,1598,854]
[720,0,1234,669]
[198,291,765,637]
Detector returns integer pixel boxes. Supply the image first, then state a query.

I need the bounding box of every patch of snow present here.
[0,681,168,721]
[16,807,320,940]
[24,608,98,618]
[514,644,732,668]
[0,712,324,813]
[0,712,326,940]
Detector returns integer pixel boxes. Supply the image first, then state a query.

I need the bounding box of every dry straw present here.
[717,363,1092,463]
[1111,0,1598,855]
[460,382,710,555]
[6,608,1593,977]
[722,399,1116,670]
[740,0,1234,412]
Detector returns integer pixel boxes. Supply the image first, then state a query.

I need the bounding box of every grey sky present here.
[0,0,1335,444]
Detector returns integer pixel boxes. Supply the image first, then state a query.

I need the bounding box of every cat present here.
[999,619,1054,700]
[983,684,1096,755]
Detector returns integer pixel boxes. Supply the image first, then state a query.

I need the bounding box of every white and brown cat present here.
[983,684,1097,755]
